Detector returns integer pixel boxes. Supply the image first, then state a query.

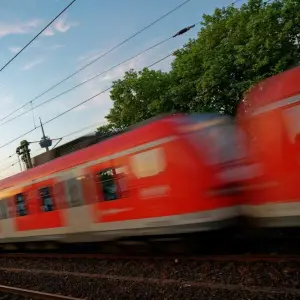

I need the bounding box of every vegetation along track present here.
[1,253,300,299]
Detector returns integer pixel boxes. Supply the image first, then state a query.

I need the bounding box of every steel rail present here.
[0,285,83,300]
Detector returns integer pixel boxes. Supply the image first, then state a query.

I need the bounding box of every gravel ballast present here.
[0,257,299,299]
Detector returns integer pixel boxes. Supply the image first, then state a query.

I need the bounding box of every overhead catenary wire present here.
[0,0,244,128]
[0,0,245,170]
[60,121,106,139]
[28,121,106,144]
[0,121,105,174]
[0,0,194,124]
[0,153,17,163]
[0,0,77,73]
[0,52,173,151]
[0,0,245,151]
[0,23,197,128]
[0,162,18,174]
[50,121,107,149]
[0,148,41,175]
[33,120,107,149]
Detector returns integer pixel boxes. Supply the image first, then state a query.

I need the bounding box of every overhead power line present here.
[0,0,244,151]
[28,121,106,145]
[0,23,197,128]
[0,0,244,177]
[0,162,19,175]
[0,0,77,73]
[0,0,193,124]
[0,153,17,163]
[0,121,106,175]
[0,52,173,150]
[0,121,104,173]
[60,121,105,139]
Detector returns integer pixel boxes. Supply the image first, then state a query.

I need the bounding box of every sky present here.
[0,0,246,178]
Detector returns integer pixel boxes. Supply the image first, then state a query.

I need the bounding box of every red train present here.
[0,113,244,247]
[0,66,299,249]
[237,65,300,228]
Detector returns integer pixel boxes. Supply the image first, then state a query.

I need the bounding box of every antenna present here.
[39,117,52,152]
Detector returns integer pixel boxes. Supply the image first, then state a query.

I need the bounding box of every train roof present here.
[0,112,230,193]
[0,113,183,191]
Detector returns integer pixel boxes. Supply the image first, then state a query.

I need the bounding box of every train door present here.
[13,184,37,232]
[32,178,66,231]
[281,103,300,201]
[57,169,92,236]
[179,114,254,211]
[129,145,173,219]
[0,197,15,239]
[90,156,135,226]
[282,104,300,162]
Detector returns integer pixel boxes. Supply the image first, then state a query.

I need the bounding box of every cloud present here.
[8,46,21,54]
[0,93,14,106]
[77,39,174,84]
[77,50,106,64]
[0,19,40,37]
[76,39,120,66]
[43,28,55,37]
[74,46,174,115]
[51,44,64,49]
[95,51,173,84]
[0,90,17,118]
[42,15,78,37]
[22,58,44,71]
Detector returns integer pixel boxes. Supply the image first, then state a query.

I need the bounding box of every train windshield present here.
[182,114,247,165]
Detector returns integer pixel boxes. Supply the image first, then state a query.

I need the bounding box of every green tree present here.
[106,68,175,128]
[95,123,116,136]
[171,0,300,115]
[105,0,300,127]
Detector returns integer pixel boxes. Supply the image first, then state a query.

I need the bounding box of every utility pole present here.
[15,118,55,171]
[16,140,33,170]
[17,155,22,172]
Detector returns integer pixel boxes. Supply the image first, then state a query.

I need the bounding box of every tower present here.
[16,140,33,170]
[39,118,52,152]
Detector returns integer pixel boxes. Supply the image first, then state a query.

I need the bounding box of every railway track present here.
[1,228,299,257]
[0,284,82,300]
[2,252,300,261]
[0,253,300,299]
[1,269,300,298]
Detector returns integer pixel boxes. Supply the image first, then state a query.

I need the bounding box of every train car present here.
[237,66,300,229]
[0,113,245,249]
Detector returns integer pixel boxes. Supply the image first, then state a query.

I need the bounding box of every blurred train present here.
[0,113,246,248]
[0,66,298,249]
[237,65,300,229]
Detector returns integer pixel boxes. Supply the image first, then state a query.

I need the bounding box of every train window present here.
[15,193,27,217]
[39,187,55,212]
[115,166,129,198]
[282,105,300,143]
[0,200,9,219]
[184,115,247,165]
[131,148,166,178]
[97,168,120,201]
[66,178,84,207]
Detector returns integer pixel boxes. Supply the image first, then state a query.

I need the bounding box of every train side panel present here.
[0,113,243,245]
[237,66,300,227]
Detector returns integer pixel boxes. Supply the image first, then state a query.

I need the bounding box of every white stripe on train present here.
[251,94,300,116]
[0,135,177,196]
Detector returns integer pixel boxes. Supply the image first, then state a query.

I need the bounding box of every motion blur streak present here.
[0,66,299,247]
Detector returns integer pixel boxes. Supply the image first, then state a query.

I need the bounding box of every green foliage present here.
[106,68,175,128]
[104,0,300,127]
[95,123,116,136]
[171,0,300,116]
